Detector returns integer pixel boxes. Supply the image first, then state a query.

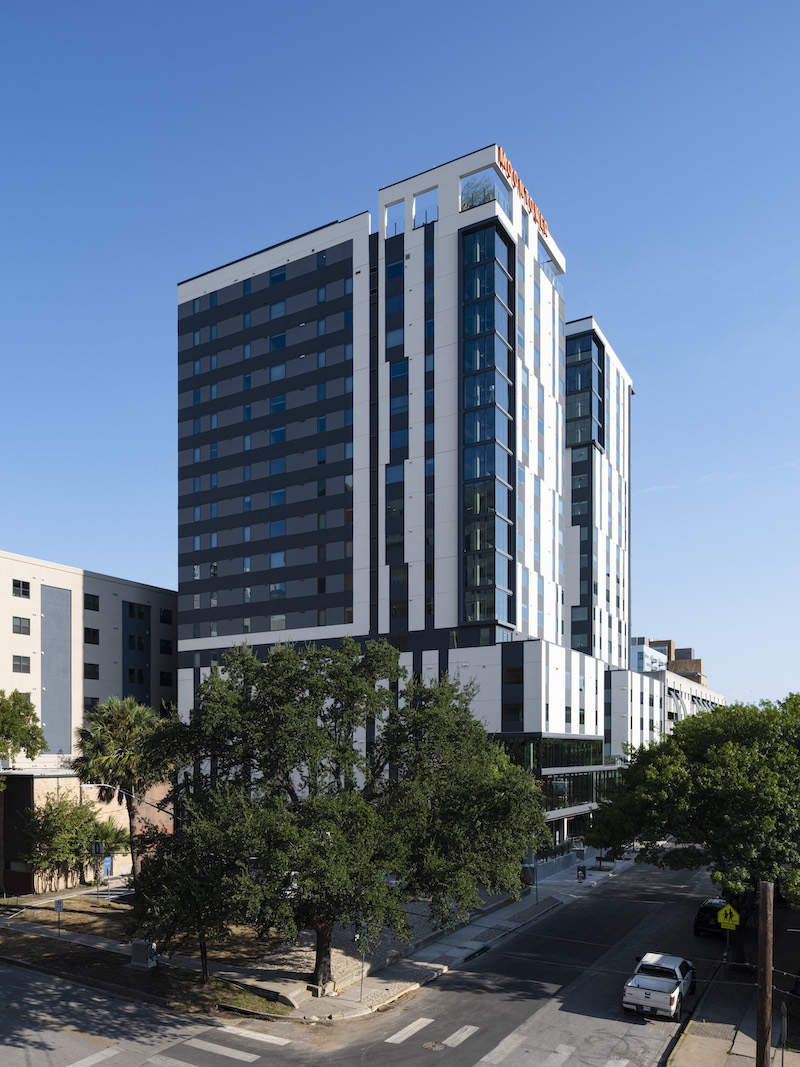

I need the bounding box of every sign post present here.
[718,903,740,978]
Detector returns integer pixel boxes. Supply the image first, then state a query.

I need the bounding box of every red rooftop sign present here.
[497,146,548,237]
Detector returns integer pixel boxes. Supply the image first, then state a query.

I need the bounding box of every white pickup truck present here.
[622,952,696,1019]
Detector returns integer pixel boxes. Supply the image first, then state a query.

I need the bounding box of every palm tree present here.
[73,696,164,881]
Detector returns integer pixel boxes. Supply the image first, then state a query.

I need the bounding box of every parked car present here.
[622,952,696,1019]
[694,897,727,936]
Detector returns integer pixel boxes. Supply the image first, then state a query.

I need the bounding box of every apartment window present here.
[317,286,326,303]
[243,279,251,295]
[270,613,286,631]
[243,312,251,329]
[13,655,30,674]
[270,266,285,284]
[270,551,285,568]
[160,638,173,654]
[345,277,353,294]
[160,671,173,687]
[270,301,285,320]
[270,334,286,352]
[193,298,200,313]
[317,351,326,368]
[318,416,326,433]
[193,330,200,346]
[243,526,251,542]
[210,532,217,548]
[243,342,251,359]
[13,617,30,635]
[243,495,251,512]
[271,426,286,444]
[160,608,173,624]
[12,580,30,599]
[317,448,326,464]
[270,520,285,537]
[317,319,326,337]
[243,586,251,603]
[243,374,251,390]
[84,663,99,680]
[269,582,285,599]
[317,608,326,626]
[317,382,326,401]
[243,464,251,481]
[84,627,100,645]
[270,457,285,475]
[210,442,218,459]
[345,376,353,393]
[242,617,251,634]
[243,434,251,451]
[243,556,251,572]
[210,354,217,370]
[270,488,285,506]
[317,479,326,497]
[271,394,286,412]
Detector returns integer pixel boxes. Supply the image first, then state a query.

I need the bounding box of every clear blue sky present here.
[1,1,797,703]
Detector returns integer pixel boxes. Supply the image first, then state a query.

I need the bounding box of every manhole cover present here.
[422,1041,446,1051]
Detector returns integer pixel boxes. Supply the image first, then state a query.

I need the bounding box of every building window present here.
[160,671,173,687]
[271,426,286,444]
[317,383,326,401]
[243,586,251,603]
[270,488,285,506]
[270,613,286,631]
[243,464,251,481]
[270,457,285,475]
[270,551,285,568]
[84,663,99,680]
[160,608,173,624]
[12,580,30,599]
[270,301,285,320]
[13,655,30,674]
[270,266,285,285]
[84,627,100,645]
[13,616,30,635]
[270,334,286,352]
[269,582,285,599]
[243,374,251,390]
[317,319,326,337]
[243,617,251,634]
[270,520,285,537]
[243,556,251,572]
[160,638,173,654]
[271,394,286,412]
[243,495,251,512]
[317,286,326,303]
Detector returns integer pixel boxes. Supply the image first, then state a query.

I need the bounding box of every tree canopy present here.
[137,639,548,987]
[21,792,124,890]
[0,690,46,783]
[72,696,165,879]
[585,695,800,911]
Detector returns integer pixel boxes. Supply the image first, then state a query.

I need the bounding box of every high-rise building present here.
[177,146,723,840]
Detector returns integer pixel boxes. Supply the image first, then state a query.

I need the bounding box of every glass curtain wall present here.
[461,225,515,628]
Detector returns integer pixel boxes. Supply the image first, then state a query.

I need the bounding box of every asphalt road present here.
[0,862,726,1067]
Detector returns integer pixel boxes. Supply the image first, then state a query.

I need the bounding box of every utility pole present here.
[756,880,774,1067]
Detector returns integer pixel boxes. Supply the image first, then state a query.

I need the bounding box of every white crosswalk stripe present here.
[218,1024,291,1046]
[385,1017,435,1043]
[541,1046,575,1067]
[185,1037,259,1061]
[148,1057,192,1067]
[475,1031,527,1063]
[604,1061,629,1066]
[443,1024,480,1047]
[67,1051,120,1067]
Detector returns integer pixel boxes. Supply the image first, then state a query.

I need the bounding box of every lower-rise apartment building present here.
[0,550,177,891]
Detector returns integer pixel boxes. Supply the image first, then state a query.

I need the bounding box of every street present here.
[0,862,726,1066]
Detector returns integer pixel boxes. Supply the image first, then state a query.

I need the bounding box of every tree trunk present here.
[313,921,334,988]
[199,928,209,984]
[126,794,140,882]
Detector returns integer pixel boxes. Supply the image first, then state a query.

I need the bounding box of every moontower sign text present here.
[497,146,549,237]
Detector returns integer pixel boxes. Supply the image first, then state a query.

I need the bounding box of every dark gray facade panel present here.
[40,585,72,754]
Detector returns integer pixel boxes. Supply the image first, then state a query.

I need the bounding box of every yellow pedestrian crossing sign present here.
[717,904,740,930]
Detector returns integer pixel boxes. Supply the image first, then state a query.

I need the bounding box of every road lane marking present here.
[185,1037,259,1061]
[67,1051,120,1067]
[385,1017,434,1043]
[443,1025,479,1047]
[604,1060,629,1066]
[149,1057,194,1067]
[474,1032,526,1063]
[541,1046,575,1067]
[218,1024,291,1045]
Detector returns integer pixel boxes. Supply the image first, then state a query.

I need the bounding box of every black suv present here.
[694,897,727,936]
